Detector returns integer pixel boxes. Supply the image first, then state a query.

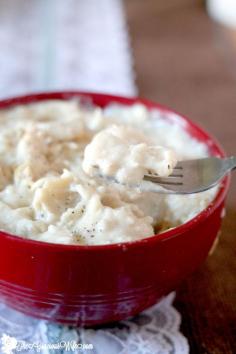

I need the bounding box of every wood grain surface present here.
[125,1,236,353]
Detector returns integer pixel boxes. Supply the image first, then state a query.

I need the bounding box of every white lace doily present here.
[0,293,188,354]
[0,1,189,353]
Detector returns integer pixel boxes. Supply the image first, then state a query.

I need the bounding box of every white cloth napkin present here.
[0,0,136,98]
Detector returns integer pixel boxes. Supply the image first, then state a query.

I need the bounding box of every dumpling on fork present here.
[82,125,177,184]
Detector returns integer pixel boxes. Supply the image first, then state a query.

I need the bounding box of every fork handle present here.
[225,156,236,171]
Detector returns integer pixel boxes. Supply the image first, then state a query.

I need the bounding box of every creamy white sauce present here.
[0,100,218,245]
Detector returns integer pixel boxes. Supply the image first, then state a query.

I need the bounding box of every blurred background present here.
[0,0,235,352]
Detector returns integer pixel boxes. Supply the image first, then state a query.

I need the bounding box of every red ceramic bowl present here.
[0,92,230,326]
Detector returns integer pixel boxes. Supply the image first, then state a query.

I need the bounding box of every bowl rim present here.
[0,91,230,251]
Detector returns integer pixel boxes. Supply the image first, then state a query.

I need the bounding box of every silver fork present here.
[143,156,236,194]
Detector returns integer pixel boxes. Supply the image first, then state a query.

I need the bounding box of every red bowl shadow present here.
[0,92,230,326]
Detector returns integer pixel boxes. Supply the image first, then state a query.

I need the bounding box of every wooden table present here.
[125,1,236,353]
